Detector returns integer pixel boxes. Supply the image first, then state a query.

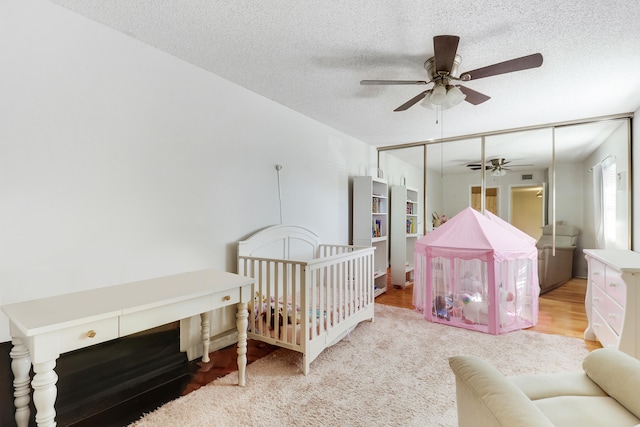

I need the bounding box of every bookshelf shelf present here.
[353,176,389,296]
[391,185,420,289]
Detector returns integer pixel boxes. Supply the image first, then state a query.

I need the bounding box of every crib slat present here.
[238,243,374,374]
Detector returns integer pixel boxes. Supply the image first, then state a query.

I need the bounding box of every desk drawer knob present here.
[224,295,231,301]
[87,330,97,338]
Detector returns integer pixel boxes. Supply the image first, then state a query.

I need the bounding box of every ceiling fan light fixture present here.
[430,84,447,104]
[492,168,507,177]
[445,85,466,108]
[420,90,435,109]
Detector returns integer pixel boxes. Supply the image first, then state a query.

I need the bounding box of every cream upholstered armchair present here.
[449,348,640,427]
[536,223,579,294]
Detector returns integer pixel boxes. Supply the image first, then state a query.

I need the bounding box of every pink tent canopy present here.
[415,207,538,262]
[413,207,540,334]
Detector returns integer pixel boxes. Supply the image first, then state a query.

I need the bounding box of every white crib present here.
[237,225,375,374]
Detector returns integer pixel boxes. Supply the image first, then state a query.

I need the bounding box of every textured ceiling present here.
[50,0,640,151]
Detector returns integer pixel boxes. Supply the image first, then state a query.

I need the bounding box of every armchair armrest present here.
[449,355,554,427]
[583,348,640,418]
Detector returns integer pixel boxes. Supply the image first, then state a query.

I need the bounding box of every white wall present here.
[379,150,425,232]
[0,1,377,342]
[441,170,547,220]
[553,162,586,275]
[425,167,444,232]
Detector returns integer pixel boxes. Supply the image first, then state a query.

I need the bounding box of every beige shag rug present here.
[129,304,590,427]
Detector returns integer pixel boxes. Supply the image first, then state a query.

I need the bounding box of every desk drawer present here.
[59,317,119,353]
[211,288,241,309]
[591,308,620,349]
[120,289,241,336]
[592,284,624,334]
[120,295,214,336]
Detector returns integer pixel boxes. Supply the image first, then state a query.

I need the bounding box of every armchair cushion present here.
[449,348,640,427]
[449,355,554,427]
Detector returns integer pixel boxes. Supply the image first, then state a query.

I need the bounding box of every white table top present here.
[1,269,253,336]
[584,249,640,273]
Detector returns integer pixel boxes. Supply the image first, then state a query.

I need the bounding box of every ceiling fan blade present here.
[460,53,543,81]
[433,35,460,75]
[394,91,429,111]
[458,85,491,105]
[360,80,428,85]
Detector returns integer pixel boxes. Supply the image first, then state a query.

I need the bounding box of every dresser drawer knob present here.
[224,295,231,301]
[87,330,97,338]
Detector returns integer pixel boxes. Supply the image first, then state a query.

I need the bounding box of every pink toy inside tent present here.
[412,207,539,334]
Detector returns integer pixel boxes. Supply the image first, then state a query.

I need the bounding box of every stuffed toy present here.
[461,289,514,326]
[262,306,292,330]
[433,295,451,321]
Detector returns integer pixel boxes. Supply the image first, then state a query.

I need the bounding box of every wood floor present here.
[377,276,602,351]
[1,277,599,426]
[196,276,601,394]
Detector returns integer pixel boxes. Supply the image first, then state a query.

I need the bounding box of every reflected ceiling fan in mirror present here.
[360,35,543,111]
[466,158,533,176]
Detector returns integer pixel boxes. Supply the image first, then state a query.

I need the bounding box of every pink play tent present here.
[412,207,539,334]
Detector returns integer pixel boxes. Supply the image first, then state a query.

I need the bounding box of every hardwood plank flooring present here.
[198,276,601,393]
[378,276,602,351]
[1,278,600,426]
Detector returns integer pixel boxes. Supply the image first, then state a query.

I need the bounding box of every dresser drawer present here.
[592,284,624,334]
[589,259,606,290]
[604,267,627,306]
[591,308,620,349]
[58,317,119,353]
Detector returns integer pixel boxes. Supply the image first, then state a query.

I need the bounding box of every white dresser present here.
[584,249,640,359]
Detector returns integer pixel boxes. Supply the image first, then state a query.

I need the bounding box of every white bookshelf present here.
[353,176,388,296]
[391,185,420,288]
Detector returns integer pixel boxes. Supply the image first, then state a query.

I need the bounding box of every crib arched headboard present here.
[237,224,321,261]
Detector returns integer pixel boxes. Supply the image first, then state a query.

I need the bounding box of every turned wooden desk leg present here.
[236,302,248,386]
[10,338,31,427]
[200,312,211,363]
[32,359,58,427]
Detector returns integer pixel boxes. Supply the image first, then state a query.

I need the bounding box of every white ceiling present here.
[51,0,640,155]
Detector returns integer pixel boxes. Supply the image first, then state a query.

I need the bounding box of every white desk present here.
[1,269,252,427]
